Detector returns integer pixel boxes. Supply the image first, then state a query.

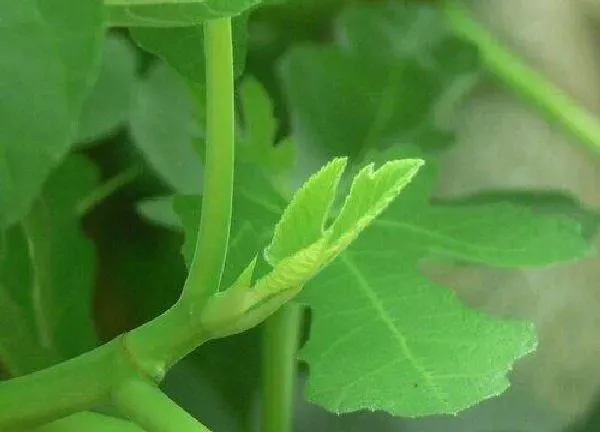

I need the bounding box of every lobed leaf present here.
[298,147,592,416]
[301,251,537,416]
[0,0,105,229]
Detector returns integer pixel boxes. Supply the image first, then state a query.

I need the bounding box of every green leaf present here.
[265,157,424,267]
[77,35,138,144]
[130,14,249,86]
[106,0,260,27]
[298,147,592,416]
[200,157,424,338]
[364,161,593,267]
[0,0,105,228]
[278,1,479,161]
[0,156,99,376]
[238,77,295,175]
[325,159,426,257]
[432,190,600,243]
[300,252,537,416]
[265,158,347,264]
[130,62,204,194]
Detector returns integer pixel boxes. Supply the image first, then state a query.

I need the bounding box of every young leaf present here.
[106,0,260,27]
[0,0,104,229]
[77,35,138,144]
[265,158,347,265]
[265,158,424,267]
[325,159,426,258]
[199,157,424,339]
[174,162,287,289]
[0,156,99,376]
[130,62,204,194]
[298,148,592,417]
[278,1,478,161]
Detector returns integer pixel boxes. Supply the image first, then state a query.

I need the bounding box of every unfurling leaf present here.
[200,157,424,337]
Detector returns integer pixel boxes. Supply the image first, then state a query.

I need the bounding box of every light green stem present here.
[181,17,235,307]
[261,304,302,432]
[0,339,121,431]
[112,378,211,432]
[444,0,600,156]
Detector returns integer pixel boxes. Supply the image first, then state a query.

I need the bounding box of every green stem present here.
[444,0,600,156]
[0,339,121,431]
[112,378,212,432]
[181,17,235,307]
[261,304,302,432]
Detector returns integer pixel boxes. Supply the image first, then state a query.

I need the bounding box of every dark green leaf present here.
[298,147,591,416]
[0,0,105,228]
[0,156,100,376]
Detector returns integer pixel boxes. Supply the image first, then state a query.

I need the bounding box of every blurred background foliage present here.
[64,0,600,431]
